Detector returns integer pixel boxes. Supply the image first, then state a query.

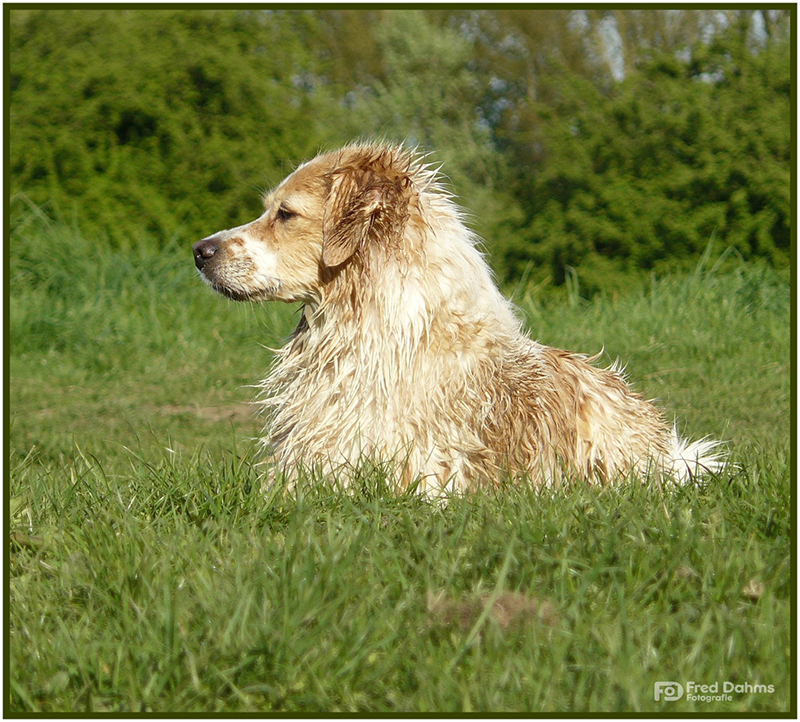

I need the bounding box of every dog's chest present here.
[273,324,471,456]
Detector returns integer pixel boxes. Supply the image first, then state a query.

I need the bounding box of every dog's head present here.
[193,144,413,303]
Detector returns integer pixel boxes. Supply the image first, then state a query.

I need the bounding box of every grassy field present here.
[7,210,793,714]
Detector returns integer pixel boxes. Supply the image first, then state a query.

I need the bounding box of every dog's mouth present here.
[197,269,281,303]
[213,281,282,303]
[211,282,257,302]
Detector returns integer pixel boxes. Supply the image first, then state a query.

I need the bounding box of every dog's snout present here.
[193,236,220,270]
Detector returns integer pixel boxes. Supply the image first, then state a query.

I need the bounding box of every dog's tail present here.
[665,428,727,483]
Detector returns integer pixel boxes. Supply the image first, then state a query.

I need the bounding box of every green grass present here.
[7,214,792,714]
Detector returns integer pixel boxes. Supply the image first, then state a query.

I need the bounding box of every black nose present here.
[193,236,220,270]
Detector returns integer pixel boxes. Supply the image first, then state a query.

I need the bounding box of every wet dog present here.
[194,143,722,495]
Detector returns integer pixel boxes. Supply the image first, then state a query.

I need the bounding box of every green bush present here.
[495,33,791,292]
[10,9,328,244]
[9,10,792,292]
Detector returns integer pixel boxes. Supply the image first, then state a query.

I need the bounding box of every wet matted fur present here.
[193,142,722,496]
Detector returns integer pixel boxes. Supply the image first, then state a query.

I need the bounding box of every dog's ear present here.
[322,164,410,268]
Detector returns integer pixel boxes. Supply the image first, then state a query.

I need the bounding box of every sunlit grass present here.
[8,217,791,713]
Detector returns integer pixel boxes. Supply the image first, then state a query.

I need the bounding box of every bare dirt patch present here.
[153,404,256,423]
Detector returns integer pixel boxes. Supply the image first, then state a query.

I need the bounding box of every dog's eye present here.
[276,205,297,222]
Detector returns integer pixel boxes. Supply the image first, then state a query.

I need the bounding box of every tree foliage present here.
[10,10,330,242]
[496,32,792,290]
[9,8,792,290]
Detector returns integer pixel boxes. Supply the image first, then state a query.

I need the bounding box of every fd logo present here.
[654,681,684,701]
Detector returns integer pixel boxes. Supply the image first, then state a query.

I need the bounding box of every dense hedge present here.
[499,38,792,291]
[10,10,329,243]
[10,9,791,289]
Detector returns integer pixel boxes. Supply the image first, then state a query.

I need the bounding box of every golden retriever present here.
[193,142,722,495]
